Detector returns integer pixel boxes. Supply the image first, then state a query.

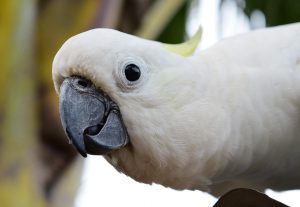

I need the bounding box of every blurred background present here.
[0,0,300,206]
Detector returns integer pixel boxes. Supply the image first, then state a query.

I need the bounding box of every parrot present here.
[52,23,300,196]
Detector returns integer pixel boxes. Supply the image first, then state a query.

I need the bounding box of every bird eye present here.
[124,64,141,82]
[116,55,148,90]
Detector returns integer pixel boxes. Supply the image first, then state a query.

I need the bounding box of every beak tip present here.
[80,152,88,158]
[74,144,88,158]
[66,127,88,158]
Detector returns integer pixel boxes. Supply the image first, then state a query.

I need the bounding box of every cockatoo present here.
[52,23,300,196]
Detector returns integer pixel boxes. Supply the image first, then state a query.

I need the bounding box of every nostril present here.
[71,76,95,91]
[84,125,101,136]
[77,79,90,88]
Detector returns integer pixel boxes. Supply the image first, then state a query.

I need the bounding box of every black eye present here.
[124,64,141,82]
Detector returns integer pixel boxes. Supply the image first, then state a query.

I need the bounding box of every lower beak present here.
[59,77,129,157]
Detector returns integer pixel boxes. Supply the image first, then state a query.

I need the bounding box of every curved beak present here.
[59,77,129,157]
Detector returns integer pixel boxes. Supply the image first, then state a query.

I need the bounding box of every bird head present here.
[52,28,211,189]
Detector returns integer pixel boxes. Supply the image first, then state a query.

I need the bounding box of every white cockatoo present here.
[52,23,300,196]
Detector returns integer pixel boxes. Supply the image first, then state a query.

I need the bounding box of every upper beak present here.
[59,77,129,157]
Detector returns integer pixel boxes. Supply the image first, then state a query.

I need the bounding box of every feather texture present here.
[53,23,300,196]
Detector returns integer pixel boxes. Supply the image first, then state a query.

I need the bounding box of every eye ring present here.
[116,56,148,90]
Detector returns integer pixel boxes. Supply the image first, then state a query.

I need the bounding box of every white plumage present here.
[53,23,300,196]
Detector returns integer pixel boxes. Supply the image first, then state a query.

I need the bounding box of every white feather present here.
[53,23,300,196]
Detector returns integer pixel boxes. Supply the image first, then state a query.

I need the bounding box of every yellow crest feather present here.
[163,26,202,57]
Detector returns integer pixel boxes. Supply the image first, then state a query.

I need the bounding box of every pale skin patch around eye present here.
[114,54,149,91]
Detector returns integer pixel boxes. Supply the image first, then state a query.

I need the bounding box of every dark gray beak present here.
[59,77,129,157]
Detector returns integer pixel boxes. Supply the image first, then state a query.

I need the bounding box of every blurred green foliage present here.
[241,0,300,26]
[158,2,188,44]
